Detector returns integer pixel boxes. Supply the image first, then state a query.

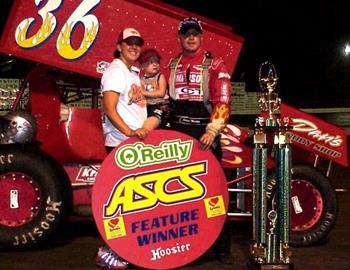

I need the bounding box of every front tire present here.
[0,146,72,249]
[266,164,337,247]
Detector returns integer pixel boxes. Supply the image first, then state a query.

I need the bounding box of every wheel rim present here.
[0,172,41,227]
[290,179,323,231]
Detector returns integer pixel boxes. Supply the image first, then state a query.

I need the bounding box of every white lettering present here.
[41,221,50,230]
[0,154,13,165]
[291,118,343,147]
[12,197,62,246]
[150,243,191,261]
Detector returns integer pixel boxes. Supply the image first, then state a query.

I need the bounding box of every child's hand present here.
[140,83,154,97]
[140,87,148,96]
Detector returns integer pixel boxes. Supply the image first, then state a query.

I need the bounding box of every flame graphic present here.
[211,103,229,122]
[15,14,55,48]
[220,124,245,165]
[56,21,98,59]
[222,155,243,165]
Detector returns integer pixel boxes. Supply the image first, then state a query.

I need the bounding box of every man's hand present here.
[199,131,216,150]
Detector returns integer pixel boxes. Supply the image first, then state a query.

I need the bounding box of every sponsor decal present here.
[174,87,203,101]
[291,118,343,147]
[10,190,19,209]
[220,82,230,103]
[103,162,206,217]
[204,195,226,218]
[218,72,231,79]
[290,118,345,160]
[76,165,100,183]
[115,140,192,169]
[96,61,110,73]
[92,130,228,269]
[103,216,126,240]
[291,196,303,214]
[281,103,348,166]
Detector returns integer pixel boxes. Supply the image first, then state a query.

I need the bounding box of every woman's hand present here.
[128,127,149,139]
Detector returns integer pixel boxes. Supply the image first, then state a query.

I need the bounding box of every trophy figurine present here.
[248,62,294,270]
[257,62,280,126]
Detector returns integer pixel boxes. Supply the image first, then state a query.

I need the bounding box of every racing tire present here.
[266,164,337,247]
[0,146,72,250]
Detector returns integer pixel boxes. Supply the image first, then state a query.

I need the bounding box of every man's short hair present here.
[178,17,203,35]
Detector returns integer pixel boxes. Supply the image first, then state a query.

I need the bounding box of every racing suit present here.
[166,50,231,158]
[166,50,232,260]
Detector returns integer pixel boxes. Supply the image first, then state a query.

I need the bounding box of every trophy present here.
[248,62,294,270]
[258,62,280,126]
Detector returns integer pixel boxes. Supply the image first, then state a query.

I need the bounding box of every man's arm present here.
[207,58,231,135]
[199,59,231,150]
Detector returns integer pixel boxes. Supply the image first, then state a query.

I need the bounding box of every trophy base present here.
[247,259,294,270]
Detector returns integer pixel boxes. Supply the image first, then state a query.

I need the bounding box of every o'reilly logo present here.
[115,139,193,169]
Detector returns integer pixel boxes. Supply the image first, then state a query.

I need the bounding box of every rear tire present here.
[0,146,72,249]
[266,164,337,247]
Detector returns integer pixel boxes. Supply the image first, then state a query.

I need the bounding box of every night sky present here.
[1,0,350,108]
[163,0,350,108]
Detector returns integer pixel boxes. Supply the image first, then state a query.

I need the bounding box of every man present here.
[166,17,233,263]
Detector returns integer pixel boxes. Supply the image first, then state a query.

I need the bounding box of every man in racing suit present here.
[165,17,232,263]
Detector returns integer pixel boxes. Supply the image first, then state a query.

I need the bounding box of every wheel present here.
[266,164,337,247]
[0,146,72,249]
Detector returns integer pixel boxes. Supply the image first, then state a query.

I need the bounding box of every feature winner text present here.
[131,209,199,261]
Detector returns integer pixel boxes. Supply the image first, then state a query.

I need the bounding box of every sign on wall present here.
[0,78,20,111]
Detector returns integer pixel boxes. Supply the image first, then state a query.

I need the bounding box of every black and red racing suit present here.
[165,49,232,158]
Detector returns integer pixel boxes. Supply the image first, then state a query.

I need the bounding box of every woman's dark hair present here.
[113,48,121,58]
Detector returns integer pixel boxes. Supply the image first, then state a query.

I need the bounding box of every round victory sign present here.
[92,129,229,269]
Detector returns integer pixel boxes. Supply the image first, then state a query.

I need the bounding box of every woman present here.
[96,27,148,270]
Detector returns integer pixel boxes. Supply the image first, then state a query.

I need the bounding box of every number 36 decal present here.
[15,0,100,60]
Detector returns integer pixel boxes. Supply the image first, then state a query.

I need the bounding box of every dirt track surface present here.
[1,163,350,270]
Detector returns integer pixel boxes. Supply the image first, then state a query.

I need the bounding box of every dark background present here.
[1,0,350,108]
[162,0,350,108]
